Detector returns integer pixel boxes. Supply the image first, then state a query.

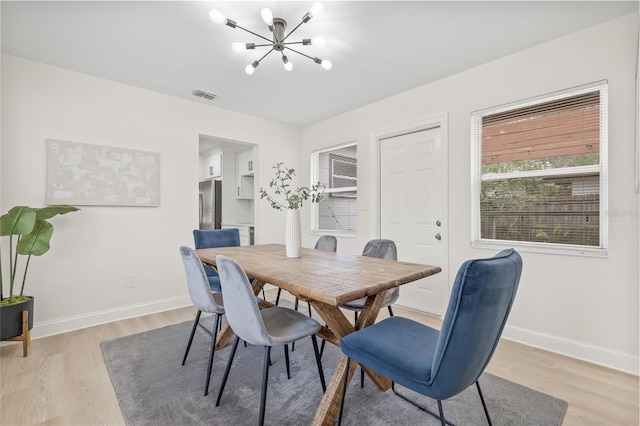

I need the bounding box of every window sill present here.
[312,230,357,239]
[471,239,608,257]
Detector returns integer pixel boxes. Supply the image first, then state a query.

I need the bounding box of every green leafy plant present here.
[0,205,79,306]
[259,162,324,210]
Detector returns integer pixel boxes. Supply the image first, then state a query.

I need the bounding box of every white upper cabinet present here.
[237,148,254,176]
[236,148,255,199]
[204,152,222,179]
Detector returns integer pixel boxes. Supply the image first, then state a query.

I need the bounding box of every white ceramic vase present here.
[285,208,301,258]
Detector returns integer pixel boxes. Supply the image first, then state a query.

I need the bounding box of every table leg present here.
[312,354,357,426]
[310,293,391,426]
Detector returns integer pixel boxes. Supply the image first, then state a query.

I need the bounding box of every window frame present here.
[311,142,358,236]
[470,81,608,256]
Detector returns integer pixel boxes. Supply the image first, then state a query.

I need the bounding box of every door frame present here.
[369,111,450,313]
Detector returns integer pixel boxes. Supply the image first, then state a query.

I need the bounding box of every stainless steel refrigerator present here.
[199,180,222,230]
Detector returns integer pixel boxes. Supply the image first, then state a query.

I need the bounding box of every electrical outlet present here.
[124,274,136,288]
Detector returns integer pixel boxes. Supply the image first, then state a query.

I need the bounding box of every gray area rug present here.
[101,315,568,426]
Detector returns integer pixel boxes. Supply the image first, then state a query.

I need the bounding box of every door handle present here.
[435,233,442,241]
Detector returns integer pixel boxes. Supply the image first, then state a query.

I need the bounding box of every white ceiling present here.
[2,1,637,128]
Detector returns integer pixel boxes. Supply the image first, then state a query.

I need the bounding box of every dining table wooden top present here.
[195,243,442,307]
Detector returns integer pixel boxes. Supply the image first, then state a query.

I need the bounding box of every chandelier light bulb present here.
[320,59,332,70]
[282,56,293,71]
[209,9,226,24]
[245,61,259,75]
[309,2,324,18]
[311,36,327,48]
[261,8,274,26]
[232,42,246,52]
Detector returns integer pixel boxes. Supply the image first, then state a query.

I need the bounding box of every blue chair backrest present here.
[193,229,241,282]
[193,229,241,249]
[429,249,522,399]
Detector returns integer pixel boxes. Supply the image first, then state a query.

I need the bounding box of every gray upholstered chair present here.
[314,234,338,252]
[339,239,397,385]
[340,239,398,318]
[179,246,225,396]
[338,249,523,426]
[214,255,326,426]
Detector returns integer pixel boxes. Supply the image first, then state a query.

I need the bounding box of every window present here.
[471,82,608,254]
[312,143,358,233]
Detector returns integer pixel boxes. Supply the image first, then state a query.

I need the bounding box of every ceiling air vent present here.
[192,89,218,100]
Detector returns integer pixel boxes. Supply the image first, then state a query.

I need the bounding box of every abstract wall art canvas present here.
[46,140,160,206]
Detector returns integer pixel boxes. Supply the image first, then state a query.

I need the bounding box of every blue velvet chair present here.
[214,255,326,426]
[193,229,241,292]
[178,246,226,396]
[338,249,523,426]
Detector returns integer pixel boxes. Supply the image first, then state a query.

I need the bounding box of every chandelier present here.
[209,2,332,75]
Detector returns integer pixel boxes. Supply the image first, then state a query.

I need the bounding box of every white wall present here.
[299,13,639,373]
[0,54,300,336]
[2,13,638,375]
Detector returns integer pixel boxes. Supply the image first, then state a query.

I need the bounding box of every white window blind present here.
[312,143,358,233]
[471,82,608,254]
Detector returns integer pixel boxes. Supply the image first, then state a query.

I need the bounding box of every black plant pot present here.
[0,296,34,340]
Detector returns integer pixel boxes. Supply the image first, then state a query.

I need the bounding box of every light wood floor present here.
[1,290,638,425]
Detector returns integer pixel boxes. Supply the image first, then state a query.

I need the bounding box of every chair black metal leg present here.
[204,313,220,396]
[308,303,313,317]
[388,305,394,316]
[476,380,493,426]
[360,366,365,388]
[284,344,291,379]
[259,346,271,426]
[292,299,300,352]
[215,335,240,406]
[337,358,351,426]
[275,288,282,305]
[437,400,446,426]
[311,335,326,392]
[354,311,358,323]
[391,383,455,426]
[319,339,326,359]
[182,310,202,365]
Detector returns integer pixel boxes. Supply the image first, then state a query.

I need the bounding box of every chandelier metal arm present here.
[256,48,275,64]
[283,45,315,61]
[281,20,306,43]
[233,24,273,44]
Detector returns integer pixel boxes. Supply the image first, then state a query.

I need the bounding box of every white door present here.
[380,126,448,316]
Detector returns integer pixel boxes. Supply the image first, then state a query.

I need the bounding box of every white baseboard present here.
[502,324,639,375]
[30,296,192,339]
[24,297,640,376]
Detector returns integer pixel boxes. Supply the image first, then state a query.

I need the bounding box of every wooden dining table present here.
[196,243,441,426]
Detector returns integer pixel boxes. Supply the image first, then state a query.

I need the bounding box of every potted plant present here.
[0,205,79,352]
[259,162,323,257]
